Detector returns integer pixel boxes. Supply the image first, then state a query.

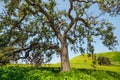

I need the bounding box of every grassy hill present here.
[54,52,120,73]
[70,51,120,65]
[69,51,120,73]
[97,52,120,65]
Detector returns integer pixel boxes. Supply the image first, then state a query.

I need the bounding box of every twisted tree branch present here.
[25,0,59,36]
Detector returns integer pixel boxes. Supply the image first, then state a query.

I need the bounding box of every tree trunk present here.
[60,42,70,72]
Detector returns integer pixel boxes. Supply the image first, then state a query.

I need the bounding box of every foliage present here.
[0,46,15,65]
[97,57,111,65]
[0,0,120,71]
[0,66,120,80]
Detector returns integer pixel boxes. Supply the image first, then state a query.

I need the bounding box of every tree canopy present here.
[0,0,119,71]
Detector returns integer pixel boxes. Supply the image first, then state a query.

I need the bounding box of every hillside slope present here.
[97,52,120,65]
[69,52,120,73]
[70,52,120,65]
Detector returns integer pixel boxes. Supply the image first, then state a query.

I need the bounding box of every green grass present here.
[98,52,120,65]
[0,51,120,80]
[0,66,120,80]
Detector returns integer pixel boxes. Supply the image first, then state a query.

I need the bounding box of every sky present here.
[0,1,120,63]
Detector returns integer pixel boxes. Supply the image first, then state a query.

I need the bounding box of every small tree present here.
[0,0,119,71]
[98,57,111,66]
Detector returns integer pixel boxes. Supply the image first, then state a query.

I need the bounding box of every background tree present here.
[0,0,119,71]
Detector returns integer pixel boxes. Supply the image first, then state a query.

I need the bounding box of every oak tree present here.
[0,0,119,71]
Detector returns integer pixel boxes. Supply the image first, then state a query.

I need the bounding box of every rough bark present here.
[60,38,70,71]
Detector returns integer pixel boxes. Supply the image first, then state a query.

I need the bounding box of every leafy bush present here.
[0,66,120,80]
[0,66,30,80]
